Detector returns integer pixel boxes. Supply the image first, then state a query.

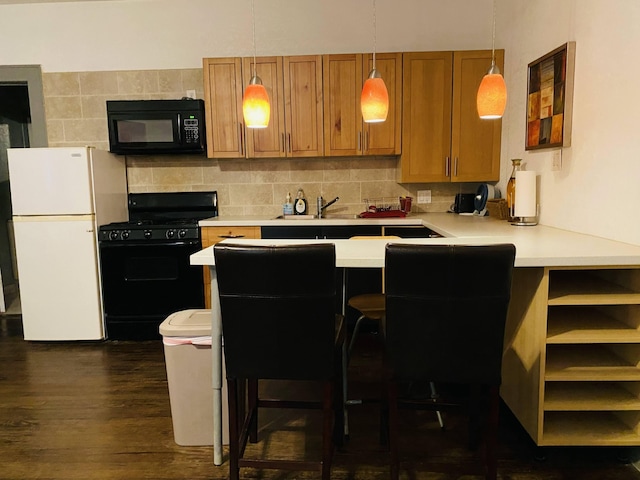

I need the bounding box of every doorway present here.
[0,65,48,314]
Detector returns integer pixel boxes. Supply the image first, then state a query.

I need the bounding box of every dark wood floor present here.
[1,314,639,480]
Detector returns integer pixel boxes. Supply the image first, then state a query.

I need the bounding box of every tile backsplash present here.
[42,68,474,217]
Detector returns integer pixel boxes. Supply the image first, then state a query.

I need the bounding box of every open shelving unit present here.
[502,267,640,446]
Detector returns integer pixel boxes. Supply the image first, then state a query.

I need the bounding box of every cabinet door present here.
[323,54,363,157]
[203,58,245,158]
[284,55,324,158]
[399,52,453,183]
[363,53,402,155]
[451,50,503,183]
[243,57,287,158]
[201,226,261,308]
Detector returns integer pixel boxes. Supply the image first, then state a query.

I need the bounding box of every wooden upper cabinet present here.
[243,57,286,158]
[451,50,503,182]
[400,52,452,183]
[283,55,324,157]
[363,53,402,156]
[399,50,503,183]
[203,58,244,158]
[323,53,402,157]
[207,55,323,159]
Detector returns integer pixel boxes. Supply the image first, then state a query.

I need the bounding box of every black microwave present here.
[107,99,206,155]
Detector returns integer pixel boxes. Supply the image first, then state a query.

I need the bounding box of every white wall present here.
[498,0,640,245]
[0,0,493,71]
[2,0,639,245]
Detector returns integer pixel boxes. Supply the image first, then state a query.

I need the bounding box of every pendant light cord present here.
[251,0,257,77]
[490,0,496,67]
[372,0,377,69]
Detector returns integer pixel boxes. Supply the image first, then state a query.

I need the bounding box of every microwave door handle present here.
[176,113,182,142]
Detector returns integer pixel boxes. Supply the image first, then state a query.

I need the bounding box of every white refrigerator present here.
[8,147,128,340]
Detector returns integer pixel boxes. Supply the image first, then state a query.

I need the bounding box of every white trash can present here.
[160,309,229,446]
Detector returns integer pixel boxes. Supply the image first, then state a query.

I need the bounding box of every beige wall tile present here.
[158,70,183,94]
[45,96,82,120]
[82,95,111,119]
[228,183,273,206]
[43,72,80,96]
[63,118,108,143]
[46,120,64,144]
[152,164,204,185]
[117,71,159,95]
[203,160,252,184]
[79,71,119,95]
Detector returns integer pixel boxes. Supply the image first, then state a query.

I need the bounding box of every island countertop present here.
[196,213,640,268]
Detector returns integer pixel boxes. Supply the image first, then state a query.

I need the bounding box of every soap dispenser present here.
[283,192,294,216]
[294,189,308,215]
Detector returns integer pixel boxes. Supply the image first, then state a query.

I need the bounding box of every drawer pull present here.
[218,234,246,239]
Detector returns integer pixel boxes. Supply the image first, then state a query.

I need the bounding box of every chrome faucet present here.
[316,196,339,218]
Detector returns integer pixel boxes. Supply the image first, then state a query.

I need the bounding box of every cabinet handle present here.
[281,133,285,153]
[218,234,245,239]
[445,157,450,177]
[365,131,369,152]
[454,157,459,177]
[238,123,244,156]
[358,132,362,152]
[287,133,292,153]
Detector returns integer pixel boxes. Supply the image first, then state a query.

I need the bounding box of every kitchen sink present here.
[274,214,362,220]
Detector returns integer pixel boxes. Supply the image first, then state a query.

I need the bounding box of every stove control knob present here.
[166,229,176,239]
[109,230,119,240]
[178,229,188,238]
[121,230,130,240]
[144,230,152,239]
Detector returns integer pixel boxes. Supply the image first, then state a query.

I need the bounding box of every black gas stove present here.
[98,191,217,340]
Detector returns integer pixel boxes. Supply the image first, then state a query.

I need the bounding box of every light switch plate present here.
[417,190,431,204]
[551,149,562,171]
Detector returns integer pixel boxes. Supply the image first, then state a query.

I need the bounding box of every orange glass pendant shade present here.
[361,73,389,123]
[477,72,507,119]
[243,78,270,129]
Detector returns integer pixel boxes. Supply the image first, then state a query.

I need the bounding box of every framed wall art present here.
[526,41,576,150]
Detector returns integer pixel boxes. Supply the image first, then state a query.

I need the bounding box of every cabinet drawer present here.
[202,226,261,247]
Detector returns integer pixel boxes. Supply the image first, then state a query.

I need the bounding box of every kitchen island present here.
[193,213,640,464]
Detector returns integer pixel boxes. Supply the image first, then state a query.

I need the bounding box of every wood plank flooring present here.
[1,314,639,480]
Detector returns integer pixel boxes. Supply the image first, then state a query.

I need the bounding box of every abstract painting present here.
[526,42,576,150]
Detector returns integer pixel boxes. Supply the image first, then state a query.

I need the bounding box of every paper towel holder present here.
[511,203,539,226]
[511,170,538,226]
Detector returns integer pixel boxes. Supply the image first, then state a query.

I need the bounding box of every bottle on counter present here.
[506,159,521,221]
[283,192,294,216]
[294,188,308,215]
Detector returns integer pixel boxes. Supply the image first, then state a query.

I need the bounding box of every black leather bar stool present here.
[214,243,346,480]
[383,243,516,480]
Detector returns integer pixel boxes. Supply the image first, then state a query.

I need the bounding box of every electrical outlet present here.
[417,190,431,204]
[186,90,196,99]
[551,149,562,171]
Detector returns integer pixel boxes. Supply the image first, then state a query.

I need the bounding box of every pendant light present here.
[477,0,507,119]
[361,0,389,123]
[243,0,270,129]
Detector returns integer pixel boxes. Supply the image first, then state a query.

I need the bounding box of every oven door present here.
[99,240,205,339]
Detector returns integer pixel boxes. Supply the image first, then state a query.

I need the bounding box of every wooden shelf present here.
[548,271,640,306]
[544,382,640,411]
[545,345,640,381]
[542,412,640,446]
[547,307,640,344]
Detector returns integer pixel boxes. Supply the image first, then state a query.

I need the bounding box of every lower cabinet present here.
[502,266,640,446]
[261,225,383,325]
[201,226,261,308]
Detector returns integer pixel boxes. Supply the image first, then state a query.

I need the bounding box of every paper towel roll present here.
[514,170,537,218]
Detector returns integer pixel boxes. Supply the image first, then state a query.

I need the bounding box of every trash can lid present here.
[159,309,212,336]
